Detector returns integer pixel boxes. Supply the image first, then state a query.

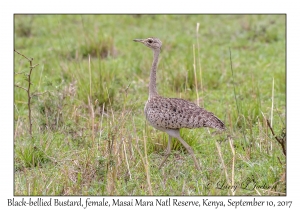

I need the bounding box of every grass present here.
[14,14,286,195]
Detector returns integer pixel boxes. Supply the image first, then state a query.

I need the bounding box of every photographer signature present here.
[206,176,277,192]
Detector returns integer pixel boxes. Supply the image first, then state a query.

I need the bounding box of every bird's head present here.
[133,37,162,50]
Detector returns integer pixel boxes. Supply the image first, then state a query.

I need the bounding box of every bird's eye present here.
[148,39,153,43]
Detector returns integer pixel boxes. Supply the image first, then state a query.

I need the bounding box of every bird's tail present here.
[204,115,226,131]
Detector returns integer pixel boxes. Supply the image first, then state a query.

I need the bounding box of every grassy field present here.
[14,14,286,195]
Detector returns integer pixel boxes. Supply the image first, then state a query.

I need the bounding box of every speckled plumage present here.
[134,37,225,170]
[145,96,225,131]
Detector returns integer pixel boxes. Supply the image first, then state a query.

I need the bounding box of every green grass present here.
[14,14,286,195]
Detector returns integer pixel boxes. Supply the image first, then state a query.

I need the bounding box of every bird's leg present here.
[159,135,172,169]
[176,135,201,171]
[166,129,201,171]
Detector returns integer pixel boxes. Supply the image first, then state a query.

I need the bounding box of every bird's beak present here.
[133,39,144,43]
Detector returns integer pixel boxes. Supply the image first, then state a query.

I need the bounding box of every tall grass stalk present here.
[98,103,105,148]
[196,22,204,107]
[133,134,153,195]
[215,142,232,195]
[229,48,247,144]
[192,44,200,106]
[228,137,236,196]
[123,142,132,180]
[270,77,275,151]
[88,96,95,143]
[89,54,92,97]
[229,48,240,115]
[143,132,153,195]
[88,55,95,143]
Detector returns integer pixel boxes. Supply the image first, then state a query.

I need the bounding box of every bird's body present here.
[145,96,225,131]
[134,37,225,170]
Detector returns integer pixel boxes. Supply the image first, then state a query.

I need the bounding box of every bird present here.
[133,37,225,170]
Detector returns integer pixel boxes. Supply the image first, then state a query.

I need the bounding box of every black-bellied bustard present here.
[134,37,225,170]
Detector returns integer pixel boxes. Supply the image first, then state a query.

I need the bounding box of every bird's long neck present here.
[149,49,160,99]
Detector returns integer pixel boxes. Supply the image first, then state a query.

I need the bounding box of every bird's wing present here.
[145,96,225,130]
